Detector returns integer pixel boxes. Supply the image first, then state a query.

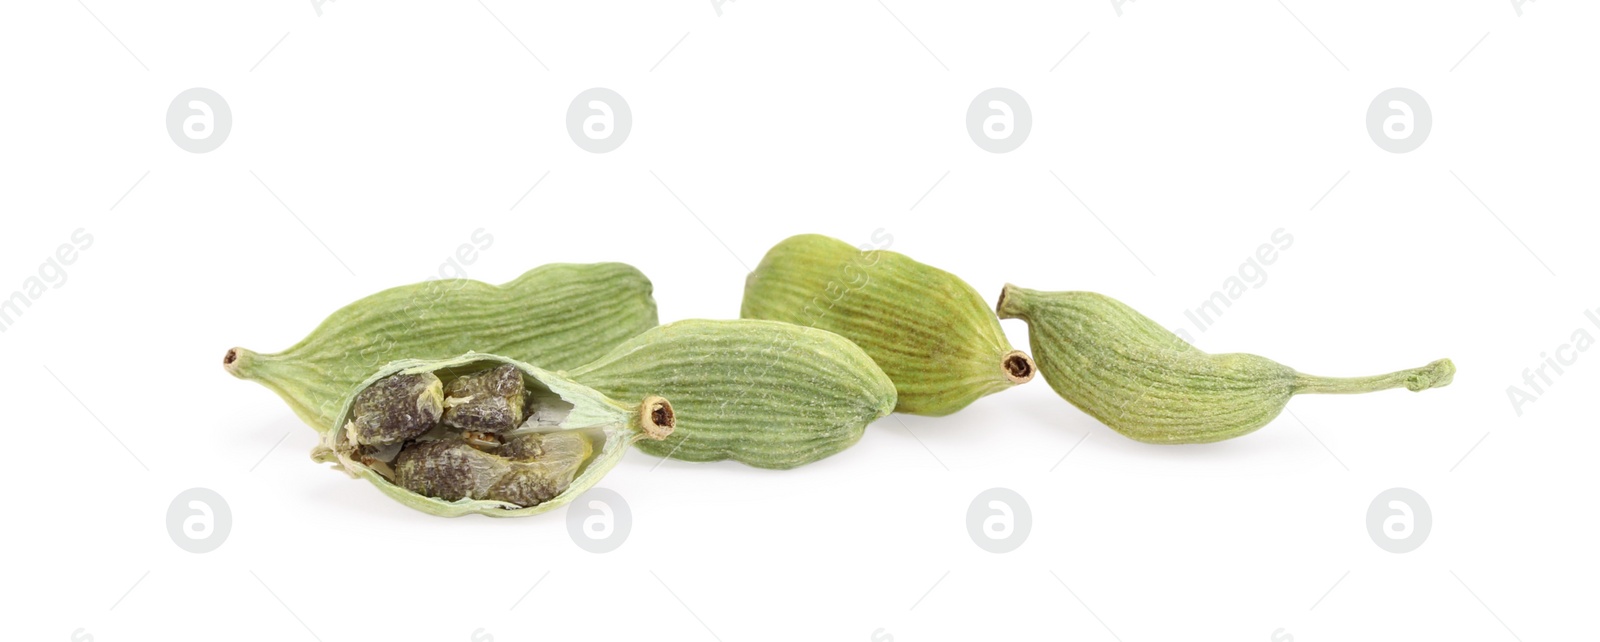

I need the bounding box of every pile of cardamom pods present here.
[225,234,1453,517]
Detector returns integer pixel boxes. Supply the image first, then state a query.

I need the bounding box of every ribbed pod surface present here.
[567,319,897,469]
[741,234,1031,416]
[998,286,1454,444]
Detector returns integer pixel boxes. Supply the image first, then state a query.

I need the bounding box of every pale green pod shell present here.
[315,353,674,518]
[741,234,1034,416]
[997,286,1456,444]
[225,263,658,432]
[566,319,897,469]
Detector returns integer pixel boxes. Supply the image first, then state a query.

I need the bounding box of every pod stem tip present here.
[1002,350,1036,384]
[1295,358,1457,395]
[1408,358,1456,391]
[995,283,1019,319]
[223,347,254,377]
[640,396,676,440]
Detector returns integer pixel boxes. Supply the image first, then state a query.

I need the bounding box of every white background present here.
[3,1,1595,641]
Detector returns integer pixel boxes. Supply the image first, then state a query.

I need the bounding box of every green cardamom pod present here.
[741,234,1034,416]
[565,319,897,469]
[315,353,674,518]
[224,263,657,432]
[996,285,1456,444]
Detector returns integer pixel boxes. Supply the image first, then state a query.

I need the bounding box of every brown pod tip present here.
[222,347,254,377]
[639,396,676,440]
[1002,350,1036,384]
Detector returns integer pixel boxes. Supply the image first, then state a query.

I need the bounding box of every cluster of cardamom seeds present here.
[339,364,593,508]
[226,234,1453,518]
[300,353,673,517]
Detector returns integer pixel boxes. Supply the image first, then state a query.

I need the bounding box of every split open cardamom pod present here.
[741,234,1034,416]
[566,319,897,469]
[314,353,673,517]
[224,262,658,432]
[997,286,1455,444]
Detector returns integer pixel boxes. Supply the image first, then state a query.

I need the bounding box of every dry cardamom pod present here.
[565,319,896,469]
[996,286,1455,444]
[741,234,1034,416]
[224,263,658,432]
[315,353,673,517]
